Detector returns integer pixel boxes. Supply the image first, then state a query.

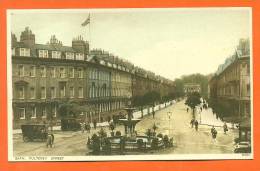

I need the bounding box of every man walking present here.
[211,126,217,141]
[190,118,195,128]
[194,120,199,131]
[85,122,91,133]
[46,132,54,148]
[223,122,228,134]
[93,120,97,130]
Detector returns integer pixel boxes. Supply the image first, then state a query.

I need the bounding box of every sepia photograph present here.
[7,8,252,161]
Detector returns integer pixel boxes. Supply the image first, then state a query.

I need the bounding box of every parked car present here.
[234,141,251,153]
[21,124,48,142]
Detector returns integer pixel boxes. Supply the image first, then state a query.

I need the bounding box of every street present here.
[13,100,238,156]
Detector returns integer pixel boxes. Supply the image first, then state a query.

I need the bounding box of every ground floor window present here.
[51,105,57,118]
[18,108,25,119]
[31,106,36,118]
[42,107,47,118]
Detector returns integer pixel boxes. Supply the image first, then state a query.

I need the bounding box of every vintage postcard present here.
[7,8,253,161]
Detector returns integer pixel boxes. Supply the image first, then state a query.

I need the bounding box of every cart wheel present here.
[23,136,30,142]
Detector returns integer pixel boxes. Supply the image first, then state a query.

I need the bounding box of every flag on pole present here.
[81,15,90,27]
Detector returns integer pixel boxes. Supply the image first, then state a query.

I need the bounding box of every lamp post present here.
[167,111,172,135]
[200,110,202,124]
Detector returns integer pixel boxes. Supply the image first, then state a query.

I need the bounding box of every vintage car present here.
[61,118,81,131]
[234,141,251,153]
[21,124,48,142]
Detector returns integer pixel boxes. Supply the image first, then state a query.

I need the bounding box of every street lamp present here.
[167,111,172,135]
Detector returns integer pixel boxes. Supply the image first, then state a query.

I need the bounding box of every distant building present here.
[183,83,201,94]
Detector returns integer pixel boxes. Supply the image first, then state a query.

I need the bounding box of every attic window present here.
[75,53,84,60]
[38,50,48,58]
[52,51,61,59]
[19,48,30,57]
[66,52,74,60]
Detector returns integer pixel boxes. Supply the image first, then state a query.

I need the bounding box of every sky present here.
[10,8,251,80]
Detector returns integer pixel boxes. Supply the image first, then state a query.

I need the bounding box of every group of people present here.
[186,99,229,142]
[190,118,199,131]
[209,123,229,141]
[80,120,100,133]
[80,122,92,133]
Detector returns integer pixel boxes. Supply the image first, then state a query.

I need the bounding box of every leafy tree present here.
[174,78,185,98]
[185,92,201,115]
[58,101,82,119]
[209,98,237,122]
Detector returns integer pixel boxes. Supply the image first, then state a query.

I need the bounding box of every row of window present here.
[217,84,250,97]
[17,65,84,78]
[17,106,57,120]
[89,84,131,98]
[89,69,111,81]
[93,101,126,113]
[89,70,131,84]
[17,86,84,99]
[13,48,85,60]
[220,63,250,83]
[16,100,126,120]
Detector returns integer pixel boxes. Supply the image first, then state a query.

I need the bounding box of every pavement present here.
[13,100,238,156]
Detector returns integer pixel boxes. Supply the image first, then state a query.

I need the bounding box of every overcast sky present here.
[10,8,251,80]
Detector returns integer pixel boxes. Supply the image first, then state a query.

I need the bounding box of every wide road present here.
[135,100,237,154]
[13,100,237,156]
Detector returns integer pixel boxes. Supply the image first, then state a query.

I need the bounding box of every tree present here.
[58,101,82,119]
[185,92,201,115]
[208,98,237,122]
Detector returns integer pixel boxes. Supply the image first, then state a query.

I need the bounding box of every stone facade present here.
[183,83,201,95]
[209,38,251,118]
[11,27,175,129]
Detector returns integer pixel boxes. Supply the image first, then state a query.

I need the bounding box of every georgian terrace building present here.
[11,27,175,129]
[209,38,251,119]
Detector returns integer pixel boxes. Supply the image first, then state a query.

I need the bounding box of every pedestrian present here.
[211,126,217,140]
[190,118,195,128]
[223,122,228,134]
[187,107,189,113]
[46,132,54,148]
[93,120,97,130]
[152,111,155,119]
[200,107,203,112]
[87,136,91,147]
[85,122,91,133]
[81,122,85,133]
[194,120,199,131]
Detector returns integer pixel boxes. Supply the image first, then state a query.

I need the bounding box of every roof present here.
[215,38,250,76]
[14,43,79,53]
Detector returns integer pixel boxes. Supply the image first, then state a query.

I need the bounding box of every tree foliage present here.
[58,101,81,118]
[132,91,161,107]
[208,98,236,121]
[185,92,201,109]
[58,101,95,119]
